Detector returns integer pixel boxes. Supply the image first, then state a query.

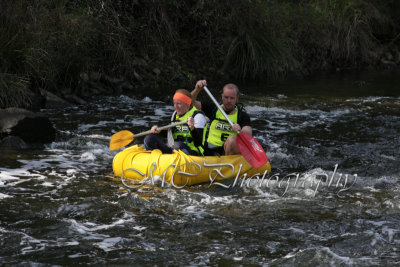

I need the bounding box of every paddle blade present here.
[237,132,268,168]
[109,130,134,150]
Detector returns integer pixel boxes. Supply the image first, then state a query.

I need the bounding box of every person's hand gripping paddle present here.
[109,120,187,150]
[203,86,268,168]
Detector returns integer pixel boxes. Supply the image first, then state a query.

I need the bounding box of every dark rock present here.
[11,116,56,143]
[103,75,123,85]
[0,108,56,143]
[0,108,33,133]
[90,71,101,81]
[88,84,106,95]
[381,58,397,67]
[385,52,393,61]
[134,71,143,81]
[153,68,161,76]
[64,94,87,105]
[29,88,47,112]
[118,82,133,94]
[0,136,28,149]
[40,89,72,109]
[80,72,89,82]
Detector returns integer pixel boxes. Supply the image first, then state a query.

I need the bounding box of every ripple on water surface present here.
[1,88,400,265]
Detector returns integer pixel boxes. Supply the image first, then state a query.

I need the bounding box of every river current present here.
[1,70,400,266]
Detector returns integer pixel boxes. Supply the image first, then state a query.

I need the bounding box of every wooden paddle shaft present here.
[133,120,188,138]
[203,86,234,127]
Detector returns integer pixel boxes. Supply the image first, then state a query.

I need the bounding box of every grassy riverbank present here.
[1,0,399,108]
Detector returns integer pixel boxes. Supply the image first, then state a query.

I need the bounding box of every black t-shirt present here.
[201,102,251,127]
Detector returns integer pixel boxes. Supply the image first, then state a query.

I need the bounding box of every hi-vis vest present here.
[171,106,206,155]
[206,106,239,147]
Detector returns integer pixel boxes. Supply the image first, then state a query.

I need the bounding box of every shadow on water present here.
[241,69,400,98]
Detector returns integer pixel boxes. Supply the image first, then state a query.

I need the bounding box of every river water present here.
[1,70,400,266]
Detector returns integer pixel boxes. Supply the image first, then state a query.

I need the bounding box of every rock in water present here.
[0,136,28,149]
[0,107,56,143]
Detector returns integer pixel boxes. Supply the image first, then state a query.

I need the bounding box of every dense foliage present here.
[1,0,399,108]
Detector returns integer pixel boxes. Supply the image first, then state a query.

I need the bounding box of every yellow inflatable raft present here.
[112,145,271,187]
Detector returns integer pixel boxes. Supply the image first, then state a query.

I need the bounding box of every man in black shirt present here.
[191,80,252,156]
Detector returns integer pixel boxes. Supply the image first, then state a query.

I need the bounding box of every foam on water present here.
[142,96,153,102]
[94,237,123,252]
[346,96,392,103]
[118,94,140,104]
[246,104,353,132]
[0,192,12,199]
[0,133,113,191]
[68,218,132,233]
[0,171,21,185]
[2,93,400,265]
[77,120,114,132]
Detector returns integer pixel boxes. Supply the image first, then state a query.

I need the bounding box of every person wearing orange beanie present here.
[143,89,207,156]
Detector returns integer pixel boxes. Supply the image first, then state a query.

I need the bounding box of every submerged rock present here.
[0,136,28,150]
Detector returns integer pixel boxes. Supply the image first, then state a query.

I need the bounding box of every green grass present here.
[0,0,398,108]
[0,73,32,109]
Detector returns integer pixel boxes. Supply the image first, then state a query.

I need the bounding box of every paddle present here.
[203,86,268,168]
[109,120,188,150]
